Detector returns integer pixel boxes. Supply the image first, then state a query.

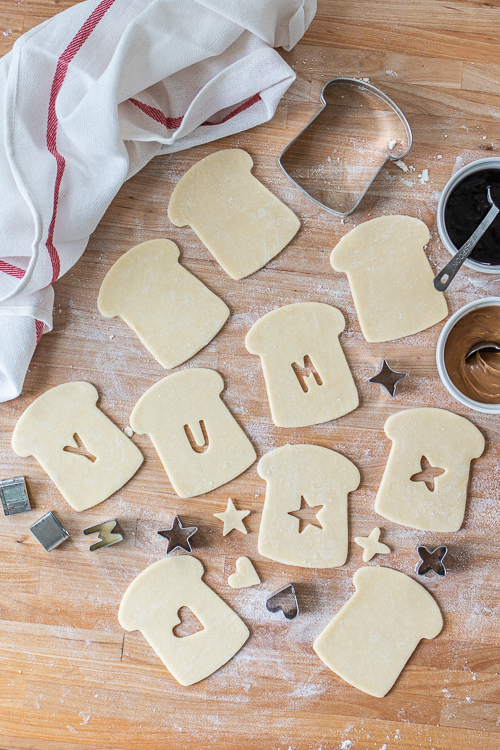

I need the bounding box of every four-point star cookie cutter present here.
[279,77,413,217]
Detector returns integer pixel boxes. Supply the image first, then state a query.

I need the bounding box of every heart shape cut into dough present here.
[228,557,260,589]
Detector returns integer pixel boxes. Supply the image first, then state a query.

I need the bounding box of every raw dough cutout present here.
[119,556,249,686]
[214,498,250,536]
[354,527,390,562]
[97,239,229,369]
[130,369,256,498]
[245,302,359,427]
[375,408,484,532]
[12,382,143,512]
[228,557,260,589]
[330,216,448,342]
[168,149,300,280]
[314,566,443,697]
[257,444,360,568]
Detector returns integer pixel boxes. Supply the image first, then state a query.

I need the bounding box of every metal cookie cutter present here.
[30,511,69,552]
[266,583,299,620]
[0,476,31,515]
[279,77,413,217]
[83,519,123,552]
[416,545,448,577]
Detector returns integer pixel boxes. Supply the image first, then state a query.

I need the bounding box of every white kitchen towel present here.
[0,0,316,402]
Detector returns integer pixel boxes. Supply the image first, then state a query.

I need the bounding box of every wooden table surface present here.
[2,1,500,749]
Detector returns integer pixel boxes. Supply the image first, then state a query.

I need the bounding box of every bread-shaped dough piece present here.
[130,368,256,498]
[119,556,249,686]
[97,239,229,369]
[314,566,443,697]
[330,216,448,342]
[245,302,358,427]
[258,444,360,568]
[375,407,484,532]
[12,382,143,512]
[168,149,300,280]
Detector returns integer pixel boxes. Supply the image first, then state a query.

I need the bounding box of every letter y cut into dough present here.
[314,567,443,697]
[375,407,484,532]
[168,149,300,280]
[119,556,249,686]
[97,239,229,369]
[12,382,143,512]
[330,215,448,342]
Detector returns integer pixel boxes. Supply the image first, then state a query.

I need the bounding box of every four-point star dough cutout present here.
[214,499,250,536]
[375,408,484,532]
[354,527,390,562]
[258,444,360,568]
[12,382,143,512]
[158,516,198,554]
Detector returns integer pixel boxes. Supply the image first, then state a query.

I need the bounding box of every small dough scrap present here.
[214,498,250,536]
[130,369,256,498]
[330,215,448,342]
[245,302,358,428]
[375,407,484,532]
[258,444,360,568]
[168,149,300,280]
[12,382,143,512]
[354,527,390,562]
[314,566,443,697]
[119,556,249,686]
[97,239,229,369]
[228,557,260,589]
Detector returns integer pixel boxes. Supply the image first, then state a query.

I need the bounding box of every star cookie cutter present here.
[416,545,448,577]
[266,583,299,620]
[158,515,198,554]
[368,360,408,397]
[279,77,412,217]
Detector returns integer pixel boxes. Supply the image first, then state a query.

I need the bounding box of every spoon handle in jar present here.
[434,203,500,292]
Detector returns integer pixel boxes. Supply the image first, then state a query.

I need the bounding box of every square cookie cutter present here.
[279,77,413,217]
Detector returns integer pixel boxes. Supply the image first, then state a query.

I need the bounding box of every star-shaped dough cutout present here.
[213,499,250,536]
[354,527,390,562]
[368,360,408,397]
[158,516,198,554]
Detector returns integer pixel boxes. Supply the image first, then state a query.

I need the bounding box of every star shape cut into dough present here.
[158,516,198,554]
[354,527,390,562]
[368,360,408,397]
[213,498,250,536]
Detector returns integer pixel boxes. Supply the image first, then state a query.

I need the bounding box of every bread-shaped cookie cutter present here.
[279,77,413,217]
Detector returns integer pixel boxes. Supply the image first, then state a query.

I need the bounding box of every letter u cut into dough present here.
[168,149,300,280]
[119,556,249,686]
[130,368,256,498]
[245,302,358,428]
[258,444,360,568]
[330,215,448,342]
[314,567,443,697]
[97,239,229,369]
[375,407,484,532]
[12,382,143,511]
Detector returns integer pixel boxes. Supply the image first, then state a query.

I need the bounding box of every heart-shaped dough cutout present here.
[228,557,260,589]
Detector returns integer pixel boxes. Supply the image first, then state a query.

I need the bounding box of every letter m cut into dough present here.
[375,408,484,532]
[119,556,249,686]
[130,369,256,498]
[246,302,358,427]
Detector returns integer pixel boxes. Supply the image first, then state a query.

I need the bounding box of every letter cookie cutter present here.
[83,519,123,551]
[0,476,31,515]
[279,78,413,217]
[30,511,69,552]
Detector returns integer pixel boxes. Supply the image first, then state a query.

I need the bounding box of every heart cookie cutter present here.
[279,77,413,217]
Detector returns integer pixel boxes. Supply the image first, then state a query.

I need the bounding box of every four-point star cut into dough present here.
[214,499,251,536]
